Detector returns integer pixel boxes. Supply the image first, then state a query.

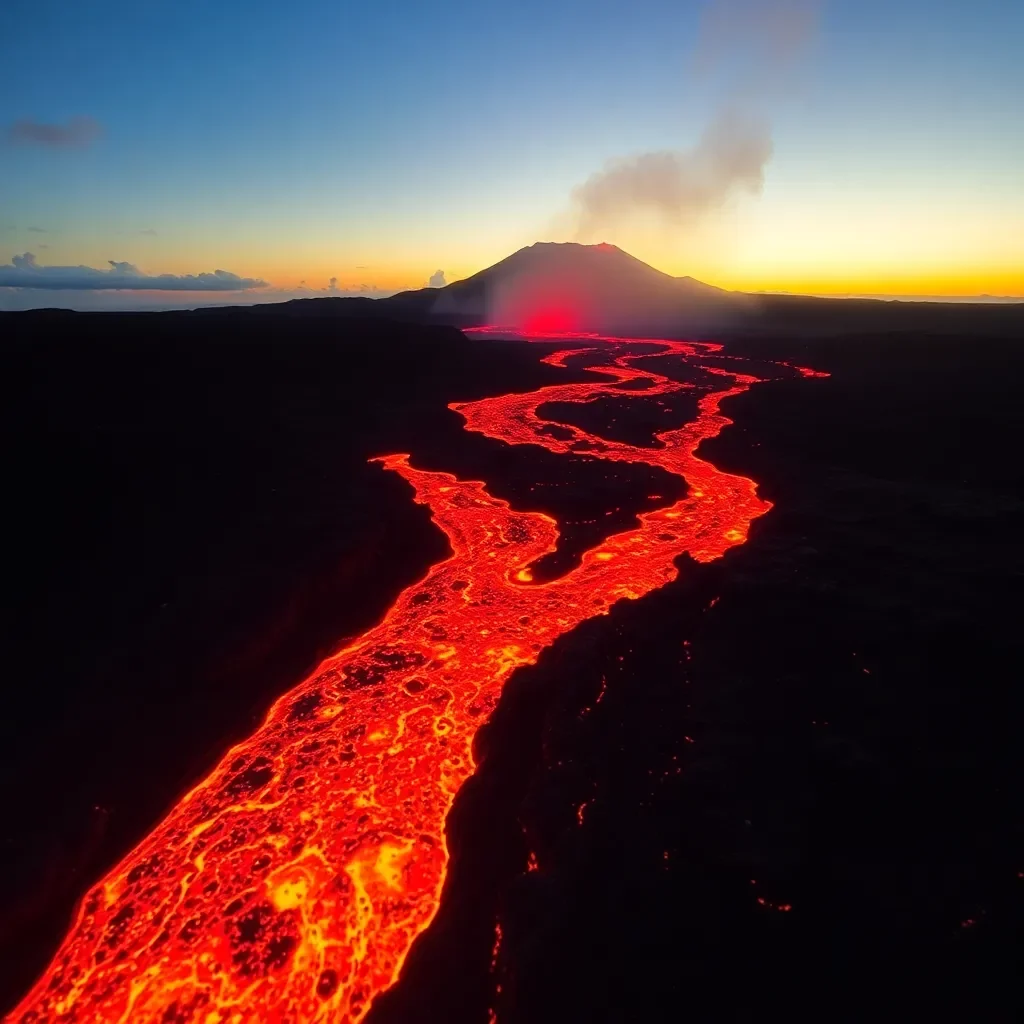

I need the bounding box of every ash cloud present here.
[8,116,103,148]
[0,253,267,291]
[574,110,772,235]
[428,269,446,288]
[572,0,817,237]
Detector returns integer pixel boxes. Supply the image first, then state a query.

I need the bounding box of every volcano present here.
[202,242,1024,340]
[402,242,751,333]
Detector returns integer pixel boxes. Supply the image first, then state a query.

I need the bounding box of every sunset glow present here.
[3,1,1022,309]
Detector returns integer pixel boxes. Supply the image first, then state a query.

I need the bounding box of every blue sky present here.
[2,0,1022,308]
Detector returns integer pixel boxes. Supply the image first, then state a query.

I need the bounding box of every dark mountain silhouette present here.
[164,243,748,333]
[13,241,1022,337]
[179,241,1022,337]
[392,241,1024,335]
[401,241,751,333]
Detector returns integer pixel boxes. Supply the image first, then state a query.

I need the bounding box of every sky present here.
[1,0,1022,309]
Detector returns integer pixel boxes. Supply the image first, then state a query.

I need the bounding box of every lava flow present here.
[10,331,818,1024]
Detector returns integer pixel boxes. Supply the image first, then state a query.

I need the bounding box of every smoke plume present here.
[574,109,772,236]
[572,0,817,237]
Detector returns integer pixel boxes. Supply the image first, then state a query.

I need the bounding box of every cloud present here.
[428,269,446,288]
[27,226,48,233]
[287,277,391,299]
[8,116,103,148]
[570,0,818,237]
[574,110,772,235]
[0,253,267,291]
[140,228,158,236]
[0,276,402,311]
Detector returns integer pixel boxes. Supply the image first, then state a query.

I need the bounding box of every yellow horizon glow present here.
[14,219,1023,300]
[258,254,1024,299]
[701,269,1024,299]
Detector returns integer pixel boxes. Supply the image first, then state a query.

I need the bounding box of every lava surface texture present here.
[12,330,819,1023]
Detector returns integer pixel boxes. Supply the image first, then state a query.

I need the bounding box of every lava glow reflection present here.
[11,330,821,1024]
[521,308,579,334]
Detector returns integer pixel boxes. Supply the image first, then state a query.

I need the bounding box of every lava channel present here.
[10,331,821,1024]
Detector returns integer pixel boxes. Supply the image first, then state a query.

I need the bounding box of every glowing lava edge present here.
[10,330,825,1024]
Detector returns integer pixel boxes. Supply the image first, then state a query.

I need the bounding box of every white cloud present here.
[0,253,267,291]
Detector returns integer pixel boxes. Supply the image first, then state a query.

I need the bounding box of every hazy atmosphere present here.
[3,0,1022,310]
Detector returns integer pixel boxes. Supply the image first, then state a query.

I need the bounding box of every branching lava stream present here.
[10,331,822,1024]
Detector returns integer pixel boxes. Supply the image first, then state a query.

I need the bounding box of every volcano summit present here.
[421,242,748,333]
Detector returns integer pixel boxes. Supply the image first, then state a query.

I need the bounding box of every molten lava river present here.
[11,331,825,1023]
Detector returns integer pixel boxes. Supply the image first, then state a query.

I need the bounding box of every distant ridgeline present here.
[8,242,1020,338]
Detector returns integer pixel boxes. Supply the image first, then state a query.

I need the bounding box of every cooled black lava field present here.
[2,307,1022,1022]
